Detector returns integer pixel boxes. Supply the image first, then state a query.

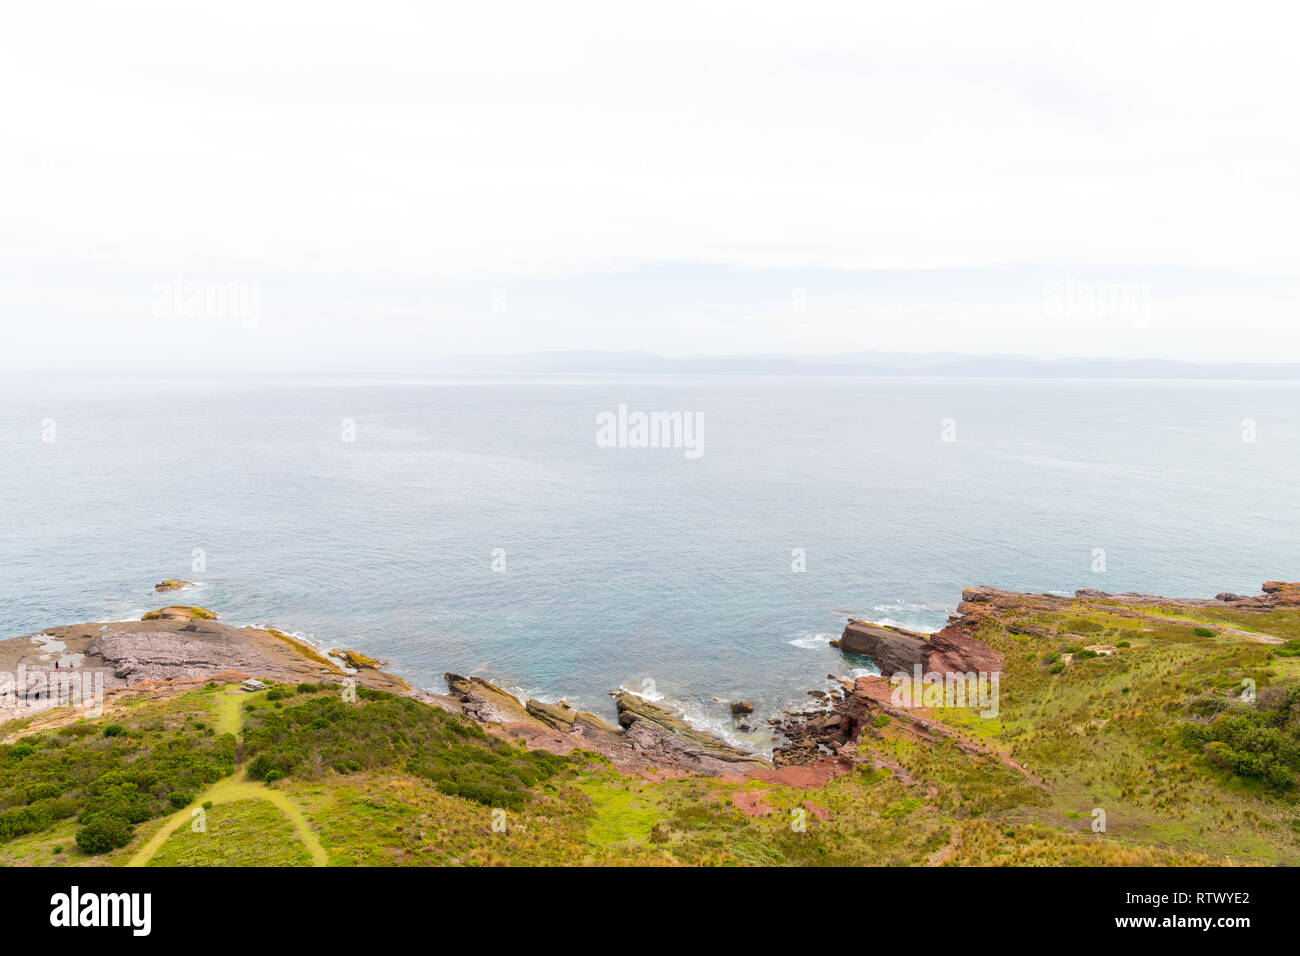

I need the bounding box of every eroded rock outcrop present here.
[776,581,1300,778]
[924,624,1004,674]
[612,692,767,774]
[770,682,861,767]
[1261,581,1300,606]
[441,673,754,774]
[0,613,421,724]
[445,673,534,723]
[87,626,283,683]
[831,621,928,673]
[771,674,1042,790]
[958,581,1300,623]
[832,619,1003,678]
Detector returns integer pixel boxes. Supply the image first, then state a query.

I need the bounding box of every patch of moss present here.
[261,629,341,671]
[331,648,383,670]
[141,606,216,621]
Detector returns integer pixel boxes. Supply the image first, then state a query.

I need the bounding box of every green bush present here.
[75,816,133,854]
[0,693,236,847]
[23,781,63,802]
[1181,706,1299,788]
[1192,627,1215,638]
[247,753,298,782]
[0,800,74,841]
[242,693,571,809]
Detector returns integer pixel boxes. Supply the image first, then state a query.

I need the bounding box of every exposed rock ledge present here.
[443,673,767,776]
[778,612,1007,771]
[612,691,767,774]
[0,614,411,725]
[832,620,1003,677]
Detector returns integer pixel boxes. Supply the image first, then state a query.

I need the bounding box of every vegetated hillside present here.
[938,593,1300,864]
[2,586,1298,866]
[0,689,237,859]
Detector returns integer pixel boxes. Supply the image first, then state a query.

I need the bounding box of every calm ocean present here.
[2,374,1297,745]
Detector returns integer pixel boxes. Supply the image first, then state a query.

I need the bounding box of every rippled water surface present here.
[2,374,1297,741]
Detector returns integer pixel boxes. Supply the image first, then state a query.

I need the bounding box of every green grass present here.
[146,799,313,866]
[576,767,665,848]
[210,686,245,736]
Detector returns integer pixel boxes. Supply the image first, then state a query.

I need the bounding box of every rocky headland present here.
[7,578,1300,866]
[4,579,1298,792]
[767,580,1300,786]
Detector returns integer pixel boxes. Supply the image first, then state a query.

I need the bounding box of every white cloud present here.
[1,0,1297,365]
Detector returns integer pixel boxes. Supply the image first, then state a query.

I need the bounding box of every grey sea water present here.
[2,374,1297,744]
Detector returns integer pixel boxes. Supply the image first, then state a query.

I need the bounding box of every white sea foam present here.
[872,599,942,614]
[788,632,838,649]
[671,698,767,751]
[617,682,665,702]
[875,617,930,631]
[613,685,770,752]
[869,600,953,634]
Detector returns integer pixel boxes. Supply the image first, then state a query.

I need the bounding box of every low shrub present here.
[75,816,133,854]
[242,694,571,809]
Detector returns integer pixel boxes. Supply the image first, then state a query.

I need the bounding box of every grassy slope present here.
[980,602,1300,863]
[147,799,314,867]
[2,598,1297,866]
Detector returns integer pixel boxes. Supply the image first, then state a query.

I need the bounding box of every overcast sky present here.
[2,1,1297,370]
